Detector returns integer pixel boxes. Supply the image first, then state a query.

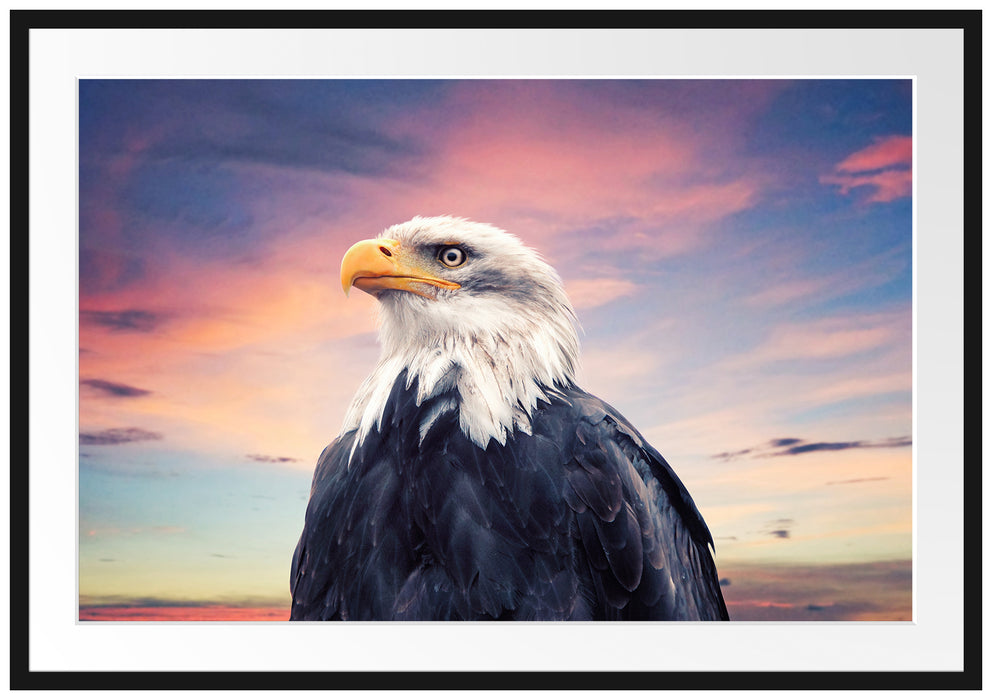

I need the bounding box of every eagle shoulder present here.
[537,387,729,620]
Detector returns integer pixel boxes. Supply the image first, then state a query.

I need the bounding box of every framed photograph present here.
[10,8,980,691]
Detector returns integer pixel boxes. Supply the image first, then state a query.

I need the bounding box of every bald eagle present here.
[290,216,729,621]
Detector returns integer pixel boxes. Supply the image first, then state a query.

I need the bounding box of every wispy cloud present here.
[820,134,912,203]
[84,525,184,537]
[825,476,891,486]
[151,526,185,534]
[763,518,794,539]
[565,277,639,310]
[807,372,911,404]
[821,169,912,203]
[835,135,912,173]
[720,313,907,369]
[776,437,912,456]
[79,593,288,608]
[138,80,424,177]
[79,427,163,446]
[741,278,832,308]
[80,309,164,333]
[81,378,152,398]
[712,436,912,461]
[368,80,768,255]
[244,454,301,464]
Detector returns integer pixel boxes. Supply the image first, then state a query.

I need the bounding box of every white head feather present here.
[341,216,580,450]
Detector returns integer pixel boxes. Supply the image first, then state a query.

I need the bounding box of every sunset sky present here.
[78,79,913,621]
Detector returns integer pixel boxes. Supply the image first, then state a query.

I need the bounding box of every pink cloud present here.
[79,605,290,621]
[822,135,912,203]
[717,560,911,621]
[719,312,909,371]
[72,82,790,463]
[353,82,764,251]
[564,277,638,309]
[743,326,889,365]
[809,373,910,403]
[741,248,909,309]
[836,135,912,173]
[742,278,829,307]
[81,238,375,351]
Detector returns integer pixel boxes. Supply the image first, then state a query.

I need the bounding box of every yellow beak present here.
[340,238,461,299]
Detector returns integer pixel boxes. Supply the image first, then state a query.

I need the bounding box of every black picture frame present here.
[8,8,981,692]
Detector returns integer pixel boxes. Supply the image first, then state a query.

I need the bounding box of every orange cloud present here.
[85,243,373,345]
[78,238,385,460]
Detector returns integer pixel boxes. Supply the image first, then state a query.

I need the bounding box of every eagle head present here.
[339,216,580,449]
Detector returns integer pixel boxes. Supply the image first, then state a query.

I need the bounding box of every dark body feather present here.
[290,371,729,621]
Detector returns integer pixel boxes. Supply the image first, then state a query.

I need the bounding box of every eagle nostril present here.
[379,246,393,257]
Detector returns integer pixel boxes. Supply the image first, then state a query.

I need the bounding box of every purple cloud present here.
[712,436,912,461]
[80,427,163,446]
[80,309,163,333]
[81,378,151,398]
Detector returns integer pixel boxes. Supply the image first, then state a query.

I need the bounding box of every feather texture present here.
[290,378,728,621]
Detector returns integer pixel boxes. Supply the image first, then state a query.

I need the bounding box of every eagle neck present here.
[341,317,578,452]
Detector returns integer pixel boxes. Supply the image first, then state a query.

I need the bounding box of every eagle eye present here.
[438,246,467,268]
